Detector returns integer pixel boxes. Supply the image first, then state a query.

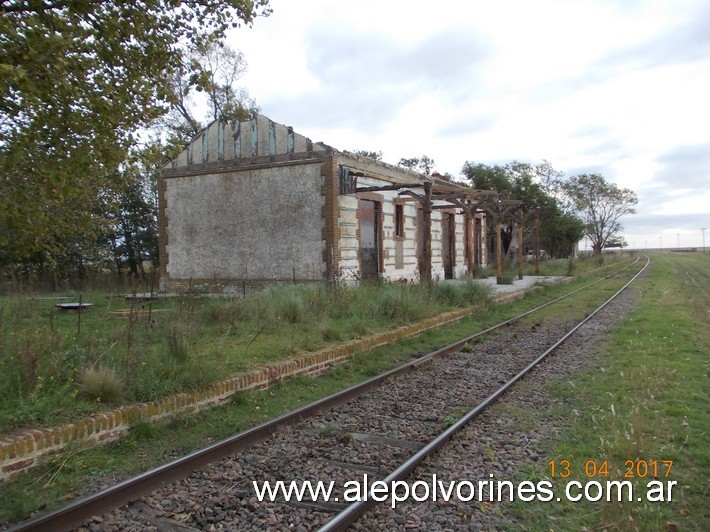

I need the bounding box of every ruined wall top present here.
[165,114,333,170]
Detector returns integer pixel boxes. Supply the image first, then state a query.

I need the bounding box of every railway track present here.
[9,257,649,532]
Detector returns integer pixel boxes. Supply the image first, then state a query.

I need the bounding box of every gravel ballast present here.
[79,289,638,531]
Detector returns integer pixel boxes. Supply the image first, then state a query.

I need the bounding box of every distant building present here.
[159,114,488,291]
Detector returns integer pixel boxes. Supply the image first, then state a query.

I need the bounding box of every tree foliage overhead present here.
[560,173,637,254]
[0,0,270,265]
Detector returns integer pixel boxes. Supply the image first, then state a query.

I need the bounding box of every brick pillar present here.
[321,156,341,284]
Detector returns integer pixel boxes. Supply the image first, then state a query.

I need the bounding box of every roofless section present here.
[159,114,522,290]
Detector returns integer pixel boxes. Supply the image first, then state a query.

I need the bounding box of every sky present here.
[227,0,710,250]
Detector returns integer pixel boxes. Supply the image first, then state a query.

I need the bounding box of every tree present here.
[461,160,584,259]
[0,0,270,265]
[101,141,170,281]
[353,150,383,161]
[398,155,435,175]
[159,41,259,144]
[461,162,512,196]
[560,173,637,255]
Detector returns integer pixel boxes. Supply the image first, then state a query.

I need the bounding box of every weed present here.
[0,253,633,431]
[475,267,495,279]
[328,364,346,379]
[351,318,370,337]
[318,422,342,438]
[566,256,576,275]
[318,322,342,342]
[167,321,190,363]
[461,281,492,306]
[434,283,463,306]
[279,296,304,324]
[200,299,241,324]
[126,420,159,442]
[77,364,124,404]
[231,391,251,406]
[442,405,471,427]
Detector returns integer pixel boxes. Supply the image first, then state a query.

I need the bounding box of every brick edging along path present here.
[2,301,504,482]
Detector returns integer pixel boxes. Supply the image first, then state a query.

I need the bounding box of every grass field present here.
[508,252,709,530]
[0,254,621,433]
[0,253,647,524]
[0,279,492,432]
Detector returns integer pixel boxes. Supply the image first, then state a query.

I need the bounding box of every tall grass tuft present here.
[434,283,463,306]
[474,266,495,279]
[167,322,190,363]
[367,287,405,322]
[78,364,124,404]
[461,281,492,306]
[279,295,305,324]
[318,321,342,342]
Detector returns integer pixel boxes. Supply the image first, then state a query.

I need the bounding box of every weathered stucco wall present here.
[165,164,325,281]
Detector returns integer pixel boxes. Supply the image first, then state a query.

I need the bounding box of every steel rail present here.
[320,256,650,531]
[8,257,644,532]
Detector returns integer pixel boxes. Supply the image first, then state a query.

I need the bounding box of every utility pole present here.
[677,233,680,249]
[702,228,707,254]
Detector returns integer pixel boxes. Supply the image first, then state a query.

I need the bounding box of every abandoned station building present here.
[159,114,490,291]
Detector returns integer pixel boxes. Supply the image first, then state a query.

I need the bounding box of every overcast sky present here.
[228,0,710,249]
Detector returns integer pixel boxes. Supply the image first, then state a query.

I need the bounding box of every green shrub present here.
[498,274,515,285]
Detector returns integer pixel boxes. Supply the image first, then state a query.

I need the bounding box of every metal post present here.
[701,228,706,254]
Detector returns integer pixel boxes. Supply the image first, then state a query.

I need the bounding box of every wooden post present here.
[496,204,503,284]
[466,206,475,279]
[534,210,541,276]
[421,182,433,284]
[517,223,524,280]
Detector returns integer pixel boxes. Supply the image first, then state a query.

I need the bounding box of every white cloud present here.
[229,0,710,247]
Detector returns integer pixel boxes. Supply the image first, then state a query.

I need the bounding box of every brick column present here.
[321,156,341,284]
